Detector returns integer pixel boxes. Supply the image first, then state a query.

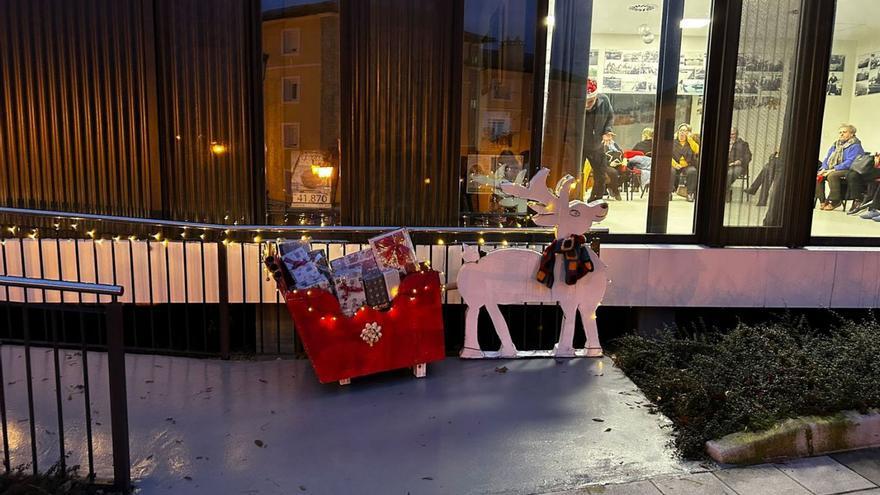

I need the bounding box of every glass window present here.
[721,0,800,232]
[263,1,340,224]
[283,77,300,102]
[541,0,710,234]
[811,0,880,238]
[282,28,301,55]
[283,123,300,149]
[459,0,537,227]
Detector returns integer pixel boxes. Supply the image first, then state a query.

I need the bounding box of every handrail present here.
[0,206,610,236]
[0,275,124,297]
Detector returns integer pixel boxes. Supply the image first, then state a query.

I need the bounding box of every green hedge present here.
[611,315,880,459]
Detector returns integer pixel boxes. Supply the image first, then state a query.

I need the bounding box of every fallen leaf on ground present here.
[494,366,508,373]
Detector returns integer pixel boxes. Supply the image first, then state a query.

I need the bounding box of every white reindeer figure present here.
[457,168,609,359]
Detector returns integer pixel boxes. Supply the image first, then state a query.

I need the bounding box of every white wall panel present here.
[0,240,876,308]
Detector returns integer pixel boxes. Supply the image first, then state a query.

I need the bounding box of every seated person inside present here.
[671,123,699,202]
[844,151,880,214]
[856,154,880,220]
[726,127,752,193]
[632,128,653,156]
[816,123,864,211]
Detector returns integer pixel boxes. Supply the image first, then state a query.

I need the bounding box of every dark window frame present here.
[251,0,866,247]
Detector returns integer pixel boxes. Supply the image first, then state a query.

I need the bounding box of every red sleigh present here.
[281,270,446,384]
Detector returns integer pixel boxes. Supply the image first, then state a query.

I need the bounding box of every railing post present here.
[217,242,231,359]
[106,301,131,492]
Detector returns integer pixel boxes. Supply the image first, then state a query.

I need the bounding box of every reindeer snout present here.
[599,203,608,210]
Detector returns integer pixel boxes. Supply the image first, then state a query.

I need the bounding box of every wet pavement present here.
[0,345,699,494]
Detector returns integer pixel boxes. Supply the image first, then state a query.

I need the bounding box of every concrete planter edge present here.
[705,409,880,464]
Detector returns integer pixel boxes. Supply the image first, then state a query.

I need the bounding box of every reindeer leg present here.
[485,304,517,358]
[580,303,604,357]
[555,302,578,357]
[460,304,485,359]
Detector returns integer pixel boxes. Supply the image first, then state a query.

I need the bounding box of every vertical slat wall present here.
[0,0,261,224]
[153,0,261,224]
[340,0,463,226]
[0,0,159,218]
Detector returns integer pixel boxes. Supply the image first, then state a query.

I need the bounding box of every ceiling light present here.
[680,18,711,29]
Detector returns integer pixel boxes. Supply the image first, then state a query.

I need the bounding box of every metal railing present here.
[0,207,605,358]
[0,276,130,492]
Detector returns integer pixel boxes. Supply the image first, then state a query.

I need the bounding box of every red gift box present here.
[282,270,446,384]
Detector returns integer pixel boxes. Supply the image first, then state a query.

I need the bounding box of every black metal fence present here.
[0,207,606,358]
[0,275,130,492]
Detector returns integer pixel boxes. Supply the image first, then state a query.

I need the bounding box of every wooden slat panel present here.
[340,0,463,226]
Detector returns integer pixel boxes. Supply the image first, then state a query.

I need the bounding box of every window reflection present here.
[541,0,709,234]
[460,0,536,227]
[263,0,340,225]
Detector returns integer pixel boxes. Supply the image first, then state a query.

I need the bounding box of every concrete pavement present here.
[551,448,880,495]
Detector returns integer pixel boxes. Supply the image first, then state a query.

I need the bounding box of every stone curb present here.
[706,409,880,464]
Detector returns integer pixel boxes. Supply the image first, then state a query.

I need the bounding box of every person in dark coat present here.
[582,78,615,202]
[632,128,653,156]
[726,128,753,192]
[844,152,880,214]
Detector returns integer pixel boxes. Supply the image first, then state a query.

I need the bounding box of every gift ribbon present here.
[375,237,411,268]
[337,279,365,300]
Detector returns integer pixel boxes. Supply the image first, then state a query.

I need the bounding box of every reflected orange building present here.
[460,33,534,214]
[263,2,339,211]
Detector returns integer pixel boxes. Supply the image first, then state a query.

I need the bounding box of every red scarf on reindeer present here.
[536,234,594,289]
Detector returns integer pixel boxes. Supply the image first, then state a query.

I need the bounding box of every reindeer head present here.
[500,167,608,239]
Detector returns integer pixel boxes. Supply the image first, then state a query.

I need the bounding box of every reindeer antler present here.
[554,175,576,208]
[500,167,556,214]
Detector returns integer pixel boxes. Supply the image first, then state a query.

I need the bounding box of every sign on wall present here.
[827,54,845,96]
[288,150,333,209]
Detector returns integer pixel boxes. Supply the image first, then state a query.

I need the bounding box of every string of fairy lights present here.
[0,216,562,250]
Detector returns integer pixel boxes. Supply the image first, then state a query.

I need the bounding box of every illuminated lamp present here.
[311,165,334,179]
[210,142,228,155]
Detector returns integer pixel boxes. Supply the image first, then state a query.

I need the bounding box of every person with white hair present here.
[816,124,864,210]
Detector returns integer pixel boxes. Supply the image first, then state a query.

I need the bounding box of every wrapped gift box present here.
[363,268,401,310]
[310,250,334,290]
[330,249,379,274]
[279,240,311,256]
[369,228,418,275]
[292,263,331,291]
[332,270,367,317]
[280,244,311,275]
